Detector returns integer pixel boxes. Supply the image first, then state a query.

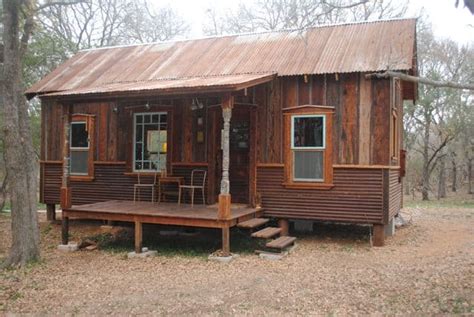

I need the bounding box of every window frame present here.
[132,111,169,173]
[390,78,401,162]
[283,105,334,189]
[70,114,95,181]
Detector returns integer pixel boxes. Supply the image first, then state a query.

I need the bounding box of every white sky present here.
[159,0,474,45]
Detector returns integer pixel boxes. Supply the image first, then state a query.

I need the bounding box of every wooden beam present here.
[60,103,72,209]
[46,204,56,221]
[222,225,230,256]
[218,94,233,220]
[134,221,143,253]
[278,219,289,236]
[61,216,69,245]
[373,224,385,247]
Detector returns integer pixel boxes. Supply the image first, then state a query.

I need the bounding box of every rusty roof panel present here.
[27,18,416,97]
[41,73,277,97]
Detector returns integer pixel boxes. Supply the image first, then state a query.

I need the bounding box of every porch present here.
[61,200,263,254]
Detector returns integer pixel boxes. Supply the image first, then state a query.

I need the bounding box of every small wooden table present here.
[157,176,184,203]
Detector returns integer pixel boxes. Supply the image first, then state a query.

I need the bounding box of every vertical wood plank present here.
[183,99,193,162]
[326,74,341,164]
[248,107,257,207]
[107,103,117,161]
[98,103,108,161]
[221,225,230,255]
[298,76,310,105]
[272,78,283,163]
[255,83,267,163]
[61,216,69,245]
[172,100,183,163]
[359,74,372,165]
[340,73,359,164]
[311,75,325,105]
[371,79,391,165]
[134,221,143,253]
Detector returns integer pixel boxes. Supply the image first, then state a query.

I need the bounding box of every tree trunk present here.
[468,158,473,195]
[437,156,446,199]
[421,114,431,201]
[451,157,457,192]
[1,0,40,268]
[404,178,410,195]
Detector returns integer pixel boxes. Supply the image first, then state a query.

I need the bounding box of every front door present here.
[207,105,251,204]
[229,107,250,204]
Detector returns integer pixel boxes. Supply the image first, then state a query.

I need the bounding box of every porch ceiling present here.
[37,73,277,99]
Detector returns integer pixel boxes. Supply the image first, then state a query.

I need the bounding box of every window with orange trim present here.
[283,106,334,189]
[70,114,95,180]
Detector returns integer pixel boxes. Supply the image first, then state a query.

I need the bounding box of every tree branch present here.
[366,70,474,90]
[36,0,86,12]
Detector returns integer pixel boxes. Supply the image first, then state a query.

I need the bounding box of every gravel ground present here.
[0,205,473,315]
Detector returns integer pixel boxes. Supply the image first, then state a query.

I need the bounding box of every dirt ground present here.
[0,203,473,315]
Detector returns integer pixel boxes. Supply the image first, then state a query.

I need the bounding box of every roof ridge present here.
[79,17,417,53]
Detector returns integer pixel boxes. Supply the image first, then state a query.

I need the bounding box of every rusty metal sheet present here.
[41,73,276,97]
[27,18,416,97]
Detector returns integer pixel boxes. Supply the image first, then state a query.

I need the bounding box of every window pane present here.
[294,151,323,180]
[293,116,324,148]
[134,113,167,171]
[71,150,88,174]
[71,123,88,148]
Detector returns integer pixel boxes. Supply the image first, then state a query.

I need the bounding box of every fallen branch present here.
[365,70,474,90]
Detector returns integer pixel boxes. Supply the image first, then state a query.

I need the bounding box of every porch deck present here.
[63,200,262,228]
[61,200,263,253]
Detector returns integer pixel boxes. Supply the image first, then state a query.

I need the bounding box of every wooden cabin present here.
[27,19,417,254]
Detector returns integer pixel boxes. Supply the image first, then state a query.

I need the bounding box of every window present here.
[291,115,325,181]
[283,106,334,188]
[70,115,95,179]
[133,112,168,172]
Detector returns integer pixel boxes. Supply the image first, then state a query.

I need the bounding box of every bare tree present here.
[39,0,189,50]
[122,1,189,44]
[403,24,473,200]
[2,0,40,267]
[202,0,408,36]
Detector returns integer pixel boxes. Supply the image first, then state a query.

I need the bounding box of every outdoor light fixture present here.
[145,102,150,110]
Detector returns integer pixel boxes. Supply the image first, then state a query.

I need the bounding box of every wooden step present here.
[237,218,269,229]
[251,227,282,239]
[266,236,297,249]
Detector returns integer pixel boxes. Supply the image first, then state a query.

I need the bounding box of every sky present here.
[159,0,474,45]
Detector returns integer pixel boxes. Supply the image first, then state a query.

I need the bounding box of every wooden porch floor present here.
[63,200,262,229]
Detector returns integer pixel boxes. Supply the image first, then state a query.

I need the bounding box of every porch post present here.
[60,103,72,210]
[218,94,233,220]
[60,104,72,246]
[219,94,233,256]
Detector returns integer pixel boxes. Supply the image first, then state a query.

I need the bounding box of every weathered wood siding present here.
[256,74,392,166]
[257,166,384,224]
[40,162,209,205]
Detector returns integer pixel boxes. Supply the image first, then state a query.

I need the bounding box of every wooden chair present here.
[178,169,207,207]
[133,173,157,202]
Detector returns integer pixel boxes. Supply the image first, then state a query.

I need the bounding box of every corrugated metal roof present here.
[41,73,277,97]
[27,18,416,97]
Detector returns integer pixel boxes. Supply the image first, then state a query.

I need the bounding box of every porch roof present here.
[37,73,277,99]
